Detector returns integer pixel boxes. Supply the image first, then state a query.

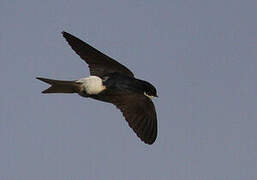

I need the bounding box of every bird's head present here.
[143,82,158,99]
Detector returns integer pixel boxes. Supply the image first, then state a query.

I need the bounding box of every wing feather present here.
[111,93,157,145]
[62,31,134,77]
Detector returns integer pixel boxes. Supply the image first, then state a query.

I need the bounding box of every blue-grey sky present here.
[1,0,256,179]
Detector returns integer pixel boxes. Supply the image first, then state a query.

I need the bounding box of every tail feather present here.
[36,77,81,94]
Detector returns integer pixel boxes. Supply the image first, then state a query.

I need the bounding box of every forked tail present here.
[36,77,81,94]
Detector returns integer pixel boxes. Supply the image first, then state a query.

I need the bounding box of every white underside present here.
[76,76,106,95]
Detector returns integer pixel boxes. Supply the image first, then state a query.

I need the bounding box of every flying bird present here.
[37,31,158,144]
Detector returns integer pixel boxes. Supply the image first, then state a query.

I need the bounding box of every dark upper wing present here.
[62,31,134,77]
[110,93,157,145]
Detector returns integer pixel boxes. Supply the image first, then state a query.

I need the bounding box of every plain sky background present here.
[0,0,256,179]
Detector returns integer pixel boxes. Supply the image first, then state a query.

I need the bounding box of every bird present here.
[37,31,158,145]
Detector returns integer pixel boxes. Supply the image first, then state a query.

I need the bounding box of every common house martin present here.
[37,31,158,144]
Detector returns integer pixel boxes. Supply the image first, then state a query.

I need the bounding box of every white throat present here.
[144,92,155,99]
[76,76,106,95]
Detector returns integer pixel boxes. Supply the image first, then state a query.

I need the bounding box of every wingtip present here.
[144,136,157,145]
[62,31,72,42]
[141,132,157,145]
[62,31,70,37]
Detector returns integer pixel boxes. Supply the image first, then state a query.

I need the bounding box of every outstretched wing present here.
[110,93,157,145]
[62,31,134,77]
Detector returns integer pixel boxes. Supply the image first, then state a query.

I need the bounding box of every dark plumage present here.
[37,31,158,144]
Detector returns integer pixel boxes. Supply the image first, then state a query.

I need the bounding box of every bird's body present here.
[37,31,158,144]
[77,76,106,96]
